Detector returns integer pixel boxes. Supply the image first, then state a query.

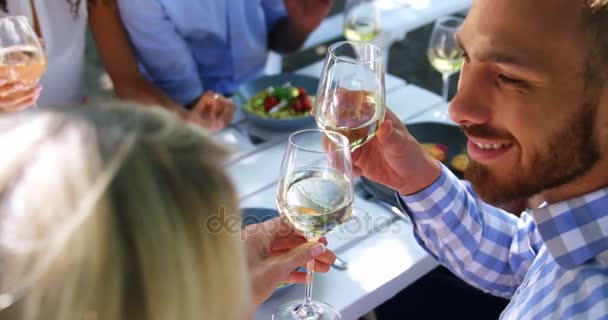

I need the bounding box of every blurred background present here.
[85,0,461,103]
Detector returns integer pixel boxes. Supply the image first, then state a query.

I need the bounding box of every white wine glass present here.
[0,15,47,110]
[315,41,385,151]
[427,15,464,102]
[273,129,354,320]
[343,0,381,43]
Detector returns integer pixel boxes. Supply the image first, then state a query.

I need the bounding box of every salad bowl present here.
[234,74,318,131]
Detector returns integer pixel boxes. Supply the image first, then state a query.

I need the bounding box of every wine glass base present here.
[272,300,341,320]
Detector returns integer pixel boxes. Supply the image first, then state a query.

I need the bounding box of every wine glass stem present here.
[441,73,451,102]
[303,259,315,306]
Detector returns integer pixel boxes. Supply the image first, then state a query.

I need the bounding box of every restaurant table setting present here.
[212,31,470,318]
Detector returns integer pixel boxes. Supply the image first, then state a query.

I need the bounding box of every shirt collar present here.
[532,187,608,269]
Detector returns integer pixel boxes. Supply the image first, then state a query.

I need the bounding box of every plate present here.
[407,122,467,176]
[241,207,280,228]
[233,74,318,131]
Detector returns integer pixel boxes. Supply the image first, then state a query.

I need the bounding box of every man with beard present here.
[353,0,608,318]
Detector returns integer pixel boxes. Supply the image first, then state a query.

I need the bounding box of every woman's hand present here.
[242,216,336,306]
[0,80,42,113]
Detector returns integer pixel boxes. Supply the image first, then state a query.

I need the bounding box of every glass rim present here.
[0,15,37,39]
[287,129,350,154]
[327,41,384,64]
[434,15,464,30]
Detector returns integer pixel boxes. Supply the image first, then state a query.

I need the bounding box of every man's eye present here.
[498,74,525,85]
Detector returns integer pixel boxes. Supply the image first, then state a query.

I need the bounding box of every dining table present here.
[215,61,455,320]
[265,0,472,74]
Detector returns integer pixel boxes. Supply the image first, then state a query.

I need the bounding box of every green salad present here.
[243,84,314,119]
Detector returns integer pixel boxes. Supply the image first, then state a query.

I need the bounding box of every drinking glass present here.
[343,0,381,43]
[272,129,354,320]
[315,41,385,151]
[0,16,47,109]
[427,15,464,101]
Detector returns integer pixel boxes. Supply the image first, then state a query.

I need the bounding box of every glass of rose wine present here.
[315,41,386,151]
[273,129,354,320]
[0,16,47,109]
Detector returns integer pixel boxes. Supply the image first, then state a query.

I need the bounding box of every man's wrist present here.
[397,156,443,196]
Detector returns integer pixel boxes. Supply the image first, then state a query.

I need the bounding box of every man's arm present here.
[266,0,332,54]
[399,166,544,298]
[351,108,543,298]
[87,0,185,117]
[112,0,206,106]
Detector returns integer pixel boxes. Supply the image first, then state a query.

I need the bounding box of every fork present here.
[230,124,266,145]
[355,182,411,224]
[332,256,349,270]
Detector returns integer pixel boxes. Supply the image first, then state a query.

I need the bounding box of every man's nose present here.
[449,62,494,127]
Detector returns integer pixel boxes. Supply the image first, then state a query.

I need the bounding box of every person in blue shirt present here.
[352,0,608,318]
[117,0,331,110]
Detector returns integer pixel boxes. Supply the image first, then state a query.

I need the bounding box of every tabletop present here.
[304,0,472,50]
[216,64,456,319]
[265,0,472,75]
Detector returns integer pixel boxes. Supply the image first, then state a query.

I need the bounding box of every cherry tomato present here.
[263,96,280,112]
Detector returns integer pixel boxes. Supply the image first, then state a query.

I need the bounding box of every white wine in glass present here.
[278,166,353,239]
[343,0,381,43]
[315,41,385,151]
[273,129,354,320]
[428,48,463,75]
[0,44,47,85]
[427,15,464,102]
[0,16,47,110]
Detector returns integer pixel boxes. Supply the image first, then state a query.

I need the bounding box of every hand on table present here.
[0,79,42,113]
[186,91,236,132]
[284,0,333,33]
[352,108,443,195]
[242,216,336,306]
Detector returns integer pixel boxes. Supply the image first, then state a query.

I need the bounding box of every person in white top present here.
[0,0,235,131]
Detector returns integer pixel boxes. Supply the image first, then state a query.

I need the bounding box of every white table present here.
[265,0,472,74]
[218,65,456,319]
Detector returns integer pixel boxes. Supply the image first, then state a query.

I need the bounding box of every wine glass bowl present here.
[277,129,354,240]
[0,16,47,85]
[315,41,386,151]
[343,0,381,43]
[427,15,464,101]
[273,129,353,320]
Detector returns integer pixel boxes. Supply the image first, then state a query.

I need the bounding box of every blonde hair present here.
[0,104,250,320]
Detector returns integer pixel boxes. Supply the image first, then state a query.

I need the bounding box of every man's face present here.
[450,0,604,204]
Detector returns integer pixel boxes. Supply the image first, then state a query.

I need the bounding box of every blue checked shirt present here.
[399,165,608,319]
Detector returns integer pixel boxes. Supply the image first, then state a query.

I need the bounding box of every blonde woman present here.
[0,104,335,320]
